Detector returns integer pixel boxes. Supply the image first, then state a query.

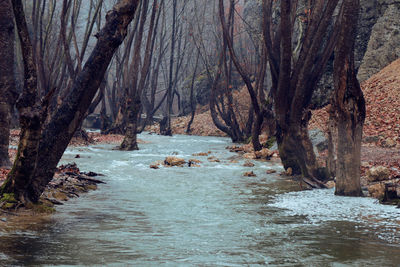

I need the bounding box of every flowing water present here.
[1,134,400,266]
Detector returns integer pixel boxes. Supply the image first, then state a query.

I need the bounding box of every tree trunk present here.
[1,0,44,203]
[0,0,17,169]
[120,99,140,150]
[162,0,177,136]
[333,0,365,196]
[186,52,200,134]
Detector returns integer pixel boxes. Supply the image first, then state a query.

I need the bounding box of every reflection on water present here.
[1,133,399,266]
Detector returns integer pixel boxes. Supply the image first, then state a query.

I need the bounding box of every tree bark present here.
[333,0,365,196]
[0,0,17,169]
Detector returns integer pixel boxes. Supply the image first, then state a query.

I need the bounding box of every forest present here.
[0,0,400,265]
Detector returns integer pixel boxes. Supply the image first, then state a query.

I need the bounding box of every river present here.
[1,133,400,266]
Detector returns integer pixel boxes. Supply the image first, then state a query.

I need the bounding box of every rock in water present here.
[243,161,255,167]
[164,156,186,167]
[243,171,256,177]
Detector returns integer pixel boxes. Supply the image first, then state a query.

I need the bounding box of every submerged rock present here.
[192,152,209,156]
[207,156,220,163]
[243,161,255,167]
[243,171,256,177]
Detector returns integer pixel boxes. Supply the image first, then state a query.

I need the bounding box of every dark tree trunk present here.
[0,0,17,169]
[120,99,141,150]
[1,0,140,204]
[333,0,365,196]
[1,0,44,203]
[186,52,200,134]
[162,0,177,136]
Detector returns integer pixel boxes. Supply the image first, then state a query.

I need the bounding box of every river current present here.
[1,133,400,266]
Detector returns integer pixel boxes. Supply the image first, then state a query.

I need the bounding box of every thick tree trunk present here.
[0,0,17,169]
[2,0,140,204]
[333,0,365,196]
[277,113,328,187]
[1,0,44,203]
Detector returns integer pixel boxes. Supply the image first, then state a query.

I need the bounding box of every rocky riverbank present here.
[0,163,105,213]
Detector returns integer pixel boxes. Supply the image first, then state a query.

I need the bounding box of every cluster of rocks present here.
[150,156,204,169]
[0,163,105,212]
[40,163,105,209]
[227,145,277,161]
[149,148,281,179]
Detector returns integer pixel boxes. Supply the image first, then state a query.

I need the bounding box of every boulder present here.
[266,169,277,174]
[164,156,186,167]
[368,183,386,199]
[366,166,391,182]
[255,148,274,159]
